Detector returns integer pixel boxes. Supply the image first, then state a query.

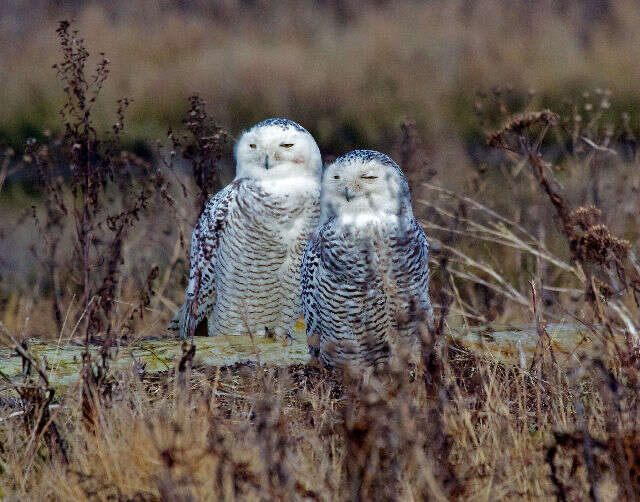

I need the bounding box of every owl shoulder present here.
[191,181,247,259]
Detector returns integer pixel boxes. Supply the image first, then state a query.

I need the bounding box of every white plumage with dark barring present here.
[169,118,322,339]
[301,150,433,367]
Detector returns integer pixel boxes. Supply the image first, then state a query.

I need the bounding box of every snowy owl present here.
[169,118,322,339]
[301,150,433,367]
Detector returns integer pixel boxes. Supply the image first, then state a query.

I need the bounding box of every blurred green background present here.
[2,0,640,155]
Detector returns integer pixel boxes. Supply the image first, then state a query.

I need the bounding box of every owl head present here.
[235,118,322,191]
[320,150,413,225]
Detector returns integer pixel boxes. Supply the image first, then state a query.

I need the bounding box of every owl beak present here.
[344,187,352,202]
[264,155,270,170]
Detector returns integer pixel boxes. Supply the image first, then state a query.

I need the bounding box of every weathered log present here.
[0,323,601,390]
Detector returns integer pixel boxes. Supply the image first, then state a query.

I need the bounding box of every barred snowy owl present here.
[169,118,322,339]
[301,150,433,367]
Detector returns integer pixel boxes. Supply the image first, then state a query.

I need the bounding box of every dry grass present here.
[1,327,639,500]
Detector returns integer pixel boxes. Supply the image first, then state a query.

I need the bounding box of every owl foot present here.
[271,326,294,345]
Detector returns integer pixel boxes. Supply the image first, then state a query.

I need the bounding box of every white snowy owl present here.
[169,118,322,339]
[301,150,433,367]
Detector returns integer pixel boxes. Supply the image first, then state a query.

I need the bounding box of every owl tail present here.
[167,297,212,339]
[167,302,189,338]
[167,312,180,332]
[167,295,198,339]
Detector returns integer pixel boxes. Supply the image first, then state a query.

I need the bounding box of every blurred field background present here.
[3,0,640,152]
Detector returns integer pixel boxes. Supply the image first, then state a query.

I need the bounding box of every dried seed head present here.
[487,110,559,147]
[501,110,559,133]
[569,206,602,230]
[593,279,614,299]
[576,224,630,264]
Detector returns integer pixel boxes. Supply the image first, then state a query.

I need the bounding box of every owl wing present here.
[416,221,434,329]
[300,226,323,356]
[396,218,434,331]
[168,182,238,338]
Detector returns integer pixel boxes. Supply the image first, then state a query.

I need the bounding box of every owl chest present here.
[322,233,391,275]
[244,189,314,231]
[220,210,283,262]
[217,199,312,279]
[320,235,420,318]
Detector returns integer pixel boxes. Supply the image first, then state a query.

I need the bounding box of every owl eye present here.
[249,144,257,149]
[333,175,340,180]
[280,143,294,148]
[360,175,378,180]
